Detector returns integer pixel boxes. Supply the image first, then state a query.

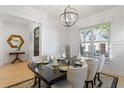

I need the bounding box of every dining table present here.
[28,60,68,88]
[28,59,82,88]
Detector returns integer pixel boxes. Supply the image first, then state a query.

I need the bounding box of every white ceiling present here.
[30,5,116,20]
[1,13,30,25]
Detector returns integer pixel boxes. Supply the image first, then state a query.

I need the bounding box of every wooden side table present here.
[9,52,25,64]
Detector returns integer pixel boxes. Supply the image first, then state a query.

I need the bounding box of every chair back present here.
[32,56,42,63]
[42,55,48,61]
[86,59,98,81]
[67,63,88,88]
[32,55,48,63]
[97,55,105,73]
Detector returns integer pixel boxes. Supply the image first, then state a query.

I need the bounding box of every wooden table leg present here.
[31,76,38,88]
[18,58,23,62]
[11,53,24,63]
[38,78,41,88]
[11,58,18,64]
[10,52,25,64]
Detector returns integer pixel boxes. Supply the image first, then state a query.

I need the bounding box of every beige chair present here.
[94,55,105,84]
[32,55,48,63]
[85,59,98,88]
[32,56,42,63]
[52,63,88,88]
[42,55,48,61]
[67,64,88,88]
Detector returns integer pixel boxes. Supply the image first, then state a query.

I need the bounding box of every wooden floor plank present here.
[0,62,34,88]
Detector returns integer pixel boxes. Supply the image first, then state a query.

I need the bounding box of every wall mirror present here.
[7,35,24,48]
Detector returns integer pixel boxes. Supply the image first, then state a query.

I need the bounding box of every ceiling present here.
[30,5,116,20]
[3,13,30,25]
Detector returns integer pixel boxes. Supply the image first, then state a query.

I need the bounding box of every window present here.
[80,22,111,58]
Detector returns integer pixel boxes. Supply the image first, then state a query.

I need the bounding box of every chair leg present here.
[38,78,41,88]
[85,81,94,88]
[85,81,89,88]
[91,81,94,88]
[94,74,96,85]
[97,73,101,81]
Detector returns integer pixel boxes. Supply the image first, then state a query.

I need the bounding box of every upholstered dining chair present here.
[51,63,88,88]
[32,56,42,63]
[94,55,105,84]
[85,59,98,88]
[42,55,48,62]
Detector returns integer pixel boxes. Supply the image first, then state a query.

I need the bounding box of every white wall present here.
[67,6,124,76]
[0,18,4,66]
[42,15,67,57]
[3,18,30,64]
[0,6,67,65]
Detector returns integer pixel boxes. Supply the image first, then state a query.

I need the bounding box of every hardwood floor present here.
[0,62,34,88]
[0,62,124,88]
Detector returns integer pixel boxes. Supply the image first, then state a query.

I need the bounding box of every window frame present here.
[79,22,111,59]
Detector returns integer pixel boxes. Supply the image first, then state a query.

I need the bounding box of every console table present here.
[9,51,25,64]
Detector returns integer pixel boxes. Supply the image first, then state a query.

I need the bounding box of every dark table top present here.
[28,61,67,86]
[28,59,83,87]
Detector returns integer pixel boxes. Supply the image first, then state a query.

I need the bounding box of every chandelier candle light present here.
[60,5,79,27]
